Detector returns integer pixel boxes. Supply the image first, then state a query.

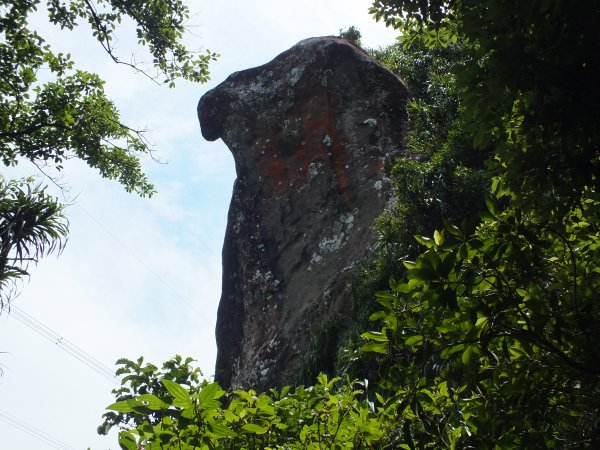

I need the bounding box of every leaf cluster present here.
[0,177,67,310]
[102,362,388,450]
[363,193,600,446]
[0,0,217,303]
[357,0,600,447]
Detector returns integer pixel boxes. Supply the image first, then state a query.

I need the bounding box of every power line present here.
[0,408,77,450]
[9,305,118,385]
[74,202,212,327]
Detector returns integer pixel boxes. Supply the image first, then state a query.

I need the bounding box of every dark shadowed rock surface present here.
[198,36,409,390]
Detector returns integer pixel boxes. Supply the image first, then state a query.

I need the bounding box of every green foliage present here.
[98,355,203,435]
[358,0,600,447]
[0,0,216,303]
[1,0,217,196]
[338,26,362,47]
[364,195,600,446]
[371,0,599,215]
[0,177,67,309]
[102,357,387,449]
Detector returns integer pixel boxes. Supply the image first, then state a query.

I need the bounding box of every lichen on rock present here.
[198,36,409,390]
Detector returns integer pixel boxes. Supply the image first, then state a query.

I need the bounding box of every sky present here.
[0,1,398,449]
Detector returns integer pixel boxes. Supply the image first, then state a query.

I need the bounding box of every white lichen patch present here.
[340,212,354,232]
[322,134,332,147]
[308,211,357,270]
[309,253,323,267]
[233,211,245,233]
[288,67,304,86]
[307,162,322,179]
[249,269,280,290]
[374,180,383,190]
[362,118,378,127]
[319,232,345,253]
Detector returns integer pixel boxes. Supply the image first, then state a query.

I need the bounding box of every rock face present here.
[198,36,409,390]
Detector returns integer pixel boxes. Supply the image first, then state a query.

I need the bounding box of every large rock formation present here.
[198,36,409,390]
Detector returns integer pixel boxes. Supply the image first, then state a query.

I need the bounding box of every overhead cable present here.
[0,408,77,450]
[9,305,118,385]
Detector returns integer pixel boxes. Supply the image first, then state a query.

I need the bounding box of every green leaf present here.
[407,267,436,281]
[414,235,434,247]
[361,331,389,342]
[434,229,444,246]
[106,401,133,413]
[462,345,474,364]
[208,421,238,438]
[279,386,291,398]
[405,335,423,346]
[441,344,464,359]
[485,195,498,216]
[137,393,168,410]
[257,400,276,416]
[162,379,192,408]
[360,341,389,354]
[118,431,137,450]
[242,423,269,434]
[199,382,222,404]
[403,260,416,269]
[443,219,462,236]
[393,282,412,294]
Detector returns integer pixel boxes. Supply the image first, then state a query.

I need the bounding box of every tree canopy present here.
[0,0,217,306]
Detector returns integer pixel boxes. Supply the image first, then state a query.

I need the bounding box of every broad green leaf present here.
[443,219,462,236]
[462,345,475,364]
[393,282,412,294]
[257,401,276,416]
[438,381,448,397]
[107,401,133,413]
[375,290,396,300]
[405,335,423,346]
[441,344,465,359]
[360,341,389,354]
[403,260,416,269]
[181,406,196,419]
[137,393,168,410]
[361,331,389,342]
[415,235,434,247]
[235,390,255,404]
[223,409,237,423]
[485,195,498,216]
[118,431,137,450]
[509,345,529,359]
[208,421,238,438]
[242,423,269,434]
[279,386,291,398]
[199,382,222,404]
[162,379,192,408]
[407,267,436,281]
[434,229,444,246]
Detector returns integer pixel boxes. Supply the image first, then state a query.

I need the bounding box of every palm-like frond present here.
[0,178,69,310]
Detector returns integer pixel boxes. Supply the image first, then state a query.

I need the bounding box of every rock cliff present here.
[198,36,409,390]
